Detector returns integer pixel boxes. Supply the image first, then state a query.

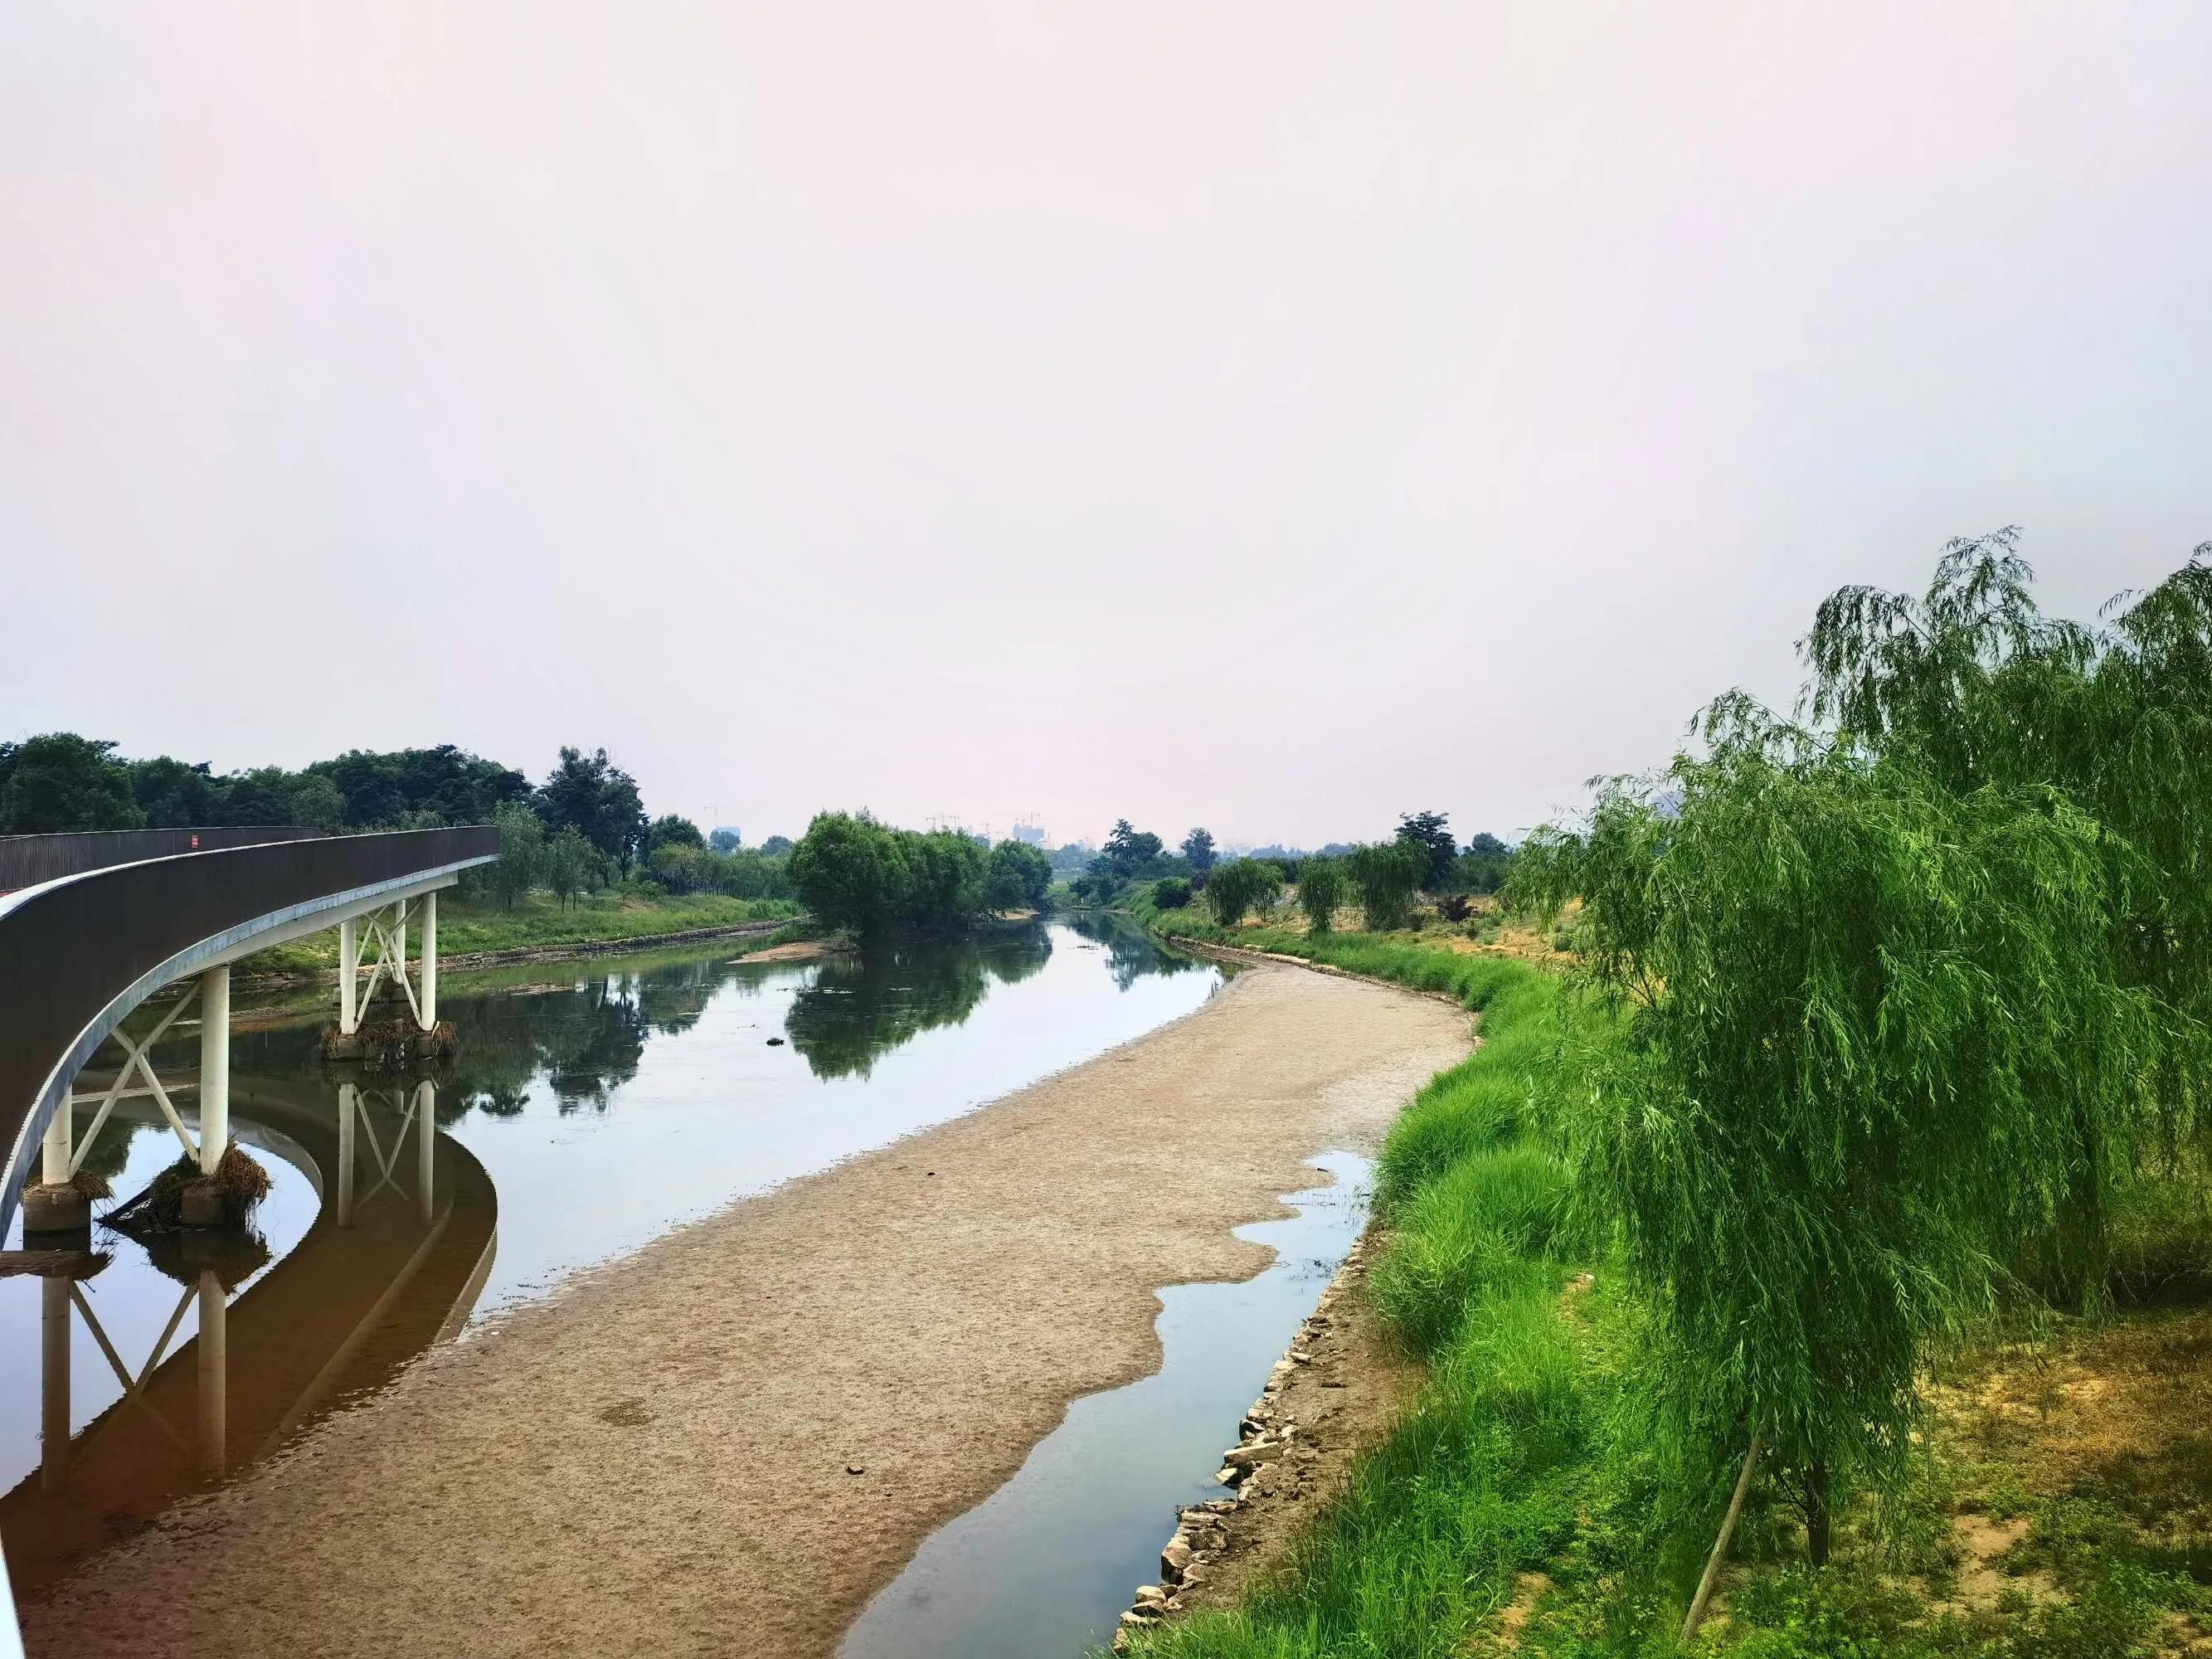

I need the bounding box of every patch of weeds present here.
[1983,1475,2036,1521]
[2009,1486,2210,1623]
[1715,1564,1932,1658]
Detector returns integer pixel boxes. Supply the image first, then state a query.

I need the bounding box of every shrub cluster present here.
[787,811,1050,938]
[1202,858,1281,927]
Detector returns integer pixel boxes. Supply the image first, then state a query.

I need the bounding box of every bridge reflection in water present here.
[0,1080,496,1599]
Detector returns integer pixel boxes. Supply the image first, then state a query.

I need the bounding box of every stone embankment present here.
[1113,1230,1421,1646]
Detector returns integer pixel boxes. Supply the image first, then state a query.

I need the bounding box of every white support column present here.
[41,1106,70,1189]
[419,892,438,1029]
[196,1271,226,1478]
[394,899,408,1003]
[338,917,359,1034]
[198,966,230,1176]
[335,1085,356,1228]
[41,1277,70,1495]
[416,1080,436,1226]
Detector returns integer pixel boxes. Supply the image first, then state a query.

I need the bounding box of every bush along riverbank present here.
[1123,896,2212,1659]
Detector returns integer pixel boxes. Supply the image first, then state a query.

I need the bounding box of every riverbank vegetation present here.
[786,811,1053,939]
[1124,532,2212,1659]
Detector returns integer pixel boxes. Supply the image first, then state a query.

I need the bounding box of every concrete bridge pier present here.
[323,893,451,1066]
[23,1112,86,1234]
[177,967,232,1227]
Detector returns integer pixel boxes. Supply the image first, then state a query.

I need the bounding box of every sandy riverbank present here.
[22,965,1470,1659]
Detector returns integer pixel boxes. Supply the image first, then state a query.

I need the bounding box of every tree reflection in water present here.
[1061,912,1214,992]
[782,927,1053,1081]
[225,919,1204,1115]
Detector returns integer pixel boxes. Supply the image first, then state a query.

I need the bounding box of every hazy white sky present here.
[6,2,2209,847]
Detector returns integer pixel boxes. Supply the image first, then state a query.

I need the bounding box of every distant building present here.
[1011,822,1047,846]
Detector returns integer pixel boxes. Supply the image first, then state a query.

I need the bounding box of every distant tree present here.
[1205,859,1281,927]
[1101,819,1165,878]
[1296,857,1346,933]
[902,830,990,932]
[1046,841,1095,877]
[712,849,795,901]
[1179,828,1218,874]
[788,812,911,936]
[647,814,704,852]
[649,841,715,894]
[760,834,795,858]
[1395,810,1457,890]
[488,803,546,909]
[0,734,145,832]
[1455,831,1515,894]
[214,766,301,826]
[128,757,223,827]
[1152,876,1193,909]
[709,828,741,854]
[287,774,347,833]
[1348,841,1425,930]
[985,839,1053,912]
[536,747,648,873]
[307,746,528,829]
[542,827,600,911]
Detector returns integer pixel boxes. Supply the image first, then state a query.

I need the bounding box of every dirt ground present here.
[21,964,1470,1659]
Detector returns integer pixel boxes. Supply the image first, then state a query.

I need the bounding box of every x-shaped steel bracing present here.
[66,981,207,1171]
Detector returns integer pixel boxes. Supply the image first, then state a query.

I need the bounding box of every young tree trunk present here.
[1680,1423,1764,1647]
[1806,1456,1831,1566]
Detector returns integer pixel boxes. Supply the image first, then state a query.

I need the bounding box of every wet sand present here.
[22,965,1470,1659]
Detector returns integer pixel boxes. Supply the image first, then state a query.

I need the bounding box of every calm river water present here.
[0,917,1220,1603]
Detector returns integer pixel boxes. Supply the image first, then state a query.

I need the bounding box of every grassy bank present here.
[236,888,802,978]
[1130,893,1622,1657]
[1125,896,2212,1659]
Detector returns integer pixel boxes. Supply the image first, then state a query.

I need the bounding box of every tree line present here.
[0,732,802,912]
[1083,810,1517,920]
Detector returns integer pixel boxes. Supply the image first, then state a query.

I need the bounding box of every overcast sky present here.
[6,3,2209,849]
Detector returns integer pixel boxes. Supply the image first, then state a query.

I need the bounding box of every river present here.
[0,916,1220,1603]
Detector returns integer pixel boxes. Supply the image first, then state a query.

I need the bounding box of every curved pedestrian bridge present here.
[1,825,496,1233]
[0,825,498,1647]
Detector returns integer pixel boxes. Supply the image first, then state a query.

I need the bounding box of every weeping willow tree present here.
[1800,530,2212,1293]
[1511,713,2178,1572]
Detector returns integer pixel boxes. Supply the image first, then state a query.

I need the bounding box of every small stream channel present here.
[840,1151,1374,1659]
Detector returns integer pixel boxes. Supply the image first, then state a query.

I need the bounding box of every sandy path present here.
[23,966,1469,1659]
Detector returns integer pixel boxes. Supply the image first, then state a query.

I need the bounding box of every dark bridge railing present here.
[0,826,498,1202]
[0,825,327,893]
